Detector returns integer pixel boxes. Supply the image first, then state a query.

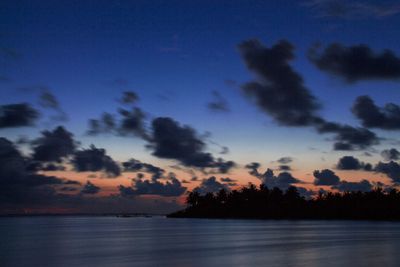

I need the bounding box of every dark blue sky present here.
[2,0,400,213]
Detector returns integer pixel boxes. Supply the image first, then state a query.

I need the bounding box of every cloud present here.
[122,158,165,181]
[238,39,321,126]
[72,145,121,177]
[237,39,379,151]
[313,169,340,185]
[81,181,100,194]
[336,156,372,171]
[207,90,230,112]
[220,177,238,186]
[220,146,229,154]
[149,117,213,167]
[0,103,39,128]
[119,175,186,197]
[59,186,78,192]
[193,176,229,195]
[0,138,185,214]
[381,148,400,161]
[88,92,146,137]
[0,137,76,205]
[375,161,400,183]
[263,170,301,190]
[352,95,400,130]
[31,126,76,162]
[35,163,66,171]
[118,107,148,137]
[148,117,235,171]
[87,113,116,135]
[305,0,400,19]
[120,91,139,105]
[88,107,148,139]
[39,90,68,122]
[212,158,236,174]
[220,177,236,183]
[247,164,301,190]
[309,43,400,82]
[245,162,262,177]
[315,120,379,150]
[333,179,373,192]
[279,165,291,171]
[39,90,59,109]
[277,157,293,164]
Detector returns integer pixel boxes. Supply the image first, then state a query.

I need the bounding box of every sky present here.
[2,0,400,214]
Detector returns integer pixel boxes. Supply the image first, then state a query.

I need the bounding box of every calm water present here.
[1,217,400,267]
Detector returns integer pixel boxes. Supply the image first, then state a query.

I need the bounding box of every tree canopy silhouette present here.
[168,184,400,220]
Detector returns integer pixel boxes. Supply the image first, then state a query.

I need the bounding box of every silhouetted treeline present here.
[168,184,400,220]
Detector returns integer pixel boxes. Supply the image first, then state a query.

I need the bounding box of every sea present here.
[1,216,400,267]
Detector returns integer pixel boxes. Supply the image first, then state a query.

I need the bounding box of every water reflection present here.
[1,217,400,267]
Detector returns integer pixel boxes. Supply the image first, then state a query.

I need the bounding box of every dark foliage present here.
[168,184,400,220]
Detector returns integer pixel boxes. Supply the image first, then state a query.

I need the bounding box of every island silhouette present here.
[168,184,400,220]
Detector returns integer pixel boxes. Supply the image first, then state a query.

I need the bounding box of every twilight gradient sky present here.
[2,0,400,214]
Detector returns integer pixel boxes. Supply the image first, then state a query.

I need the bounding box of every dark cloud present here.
[39,90,59,109]
[315,120,379,150]
[39,90,68,121]
[309,43,400,82]
[0,137,76,205]
[313,169,340,185]
[247,165,301,190]
[118,107,148,137]
[237,39,378,151]
[262,170,301,190]
[375,161,400,183]
[35,163,66,171]
[238,39,321,126]
[88,107,148,139]
[72,145,121,177]
[119,175,186,197]
[277,157,293,164]
[193,176,229,195]
[0,138,184,214]
[207,90,230,112]
[63,180,81,185]
[213,158,236,174]
[381,148,400,161]
[81,181,100,194]
[120,91,139,105]
[122,158,165,181]
[352,95,400,130]
[220,177,237,183]
[305,0,400,19]
[149,117,213,167]
[220,146,229,154]
[0,75,11,82]
[220,177,238,186]
[333,179,373,192]
[59,186,78,192]
[88,92,144,137]
[336,156,372,171]
[279,165,291,171]
[87,113,116,135]
[31,126,76,162]
[148,117,235,171]
[0,46,21,60]
[245,162,262,177]
[0,103,39,128]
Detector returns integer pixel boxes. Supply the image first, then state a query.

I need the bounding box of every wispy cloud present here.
[305,0,400,19]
